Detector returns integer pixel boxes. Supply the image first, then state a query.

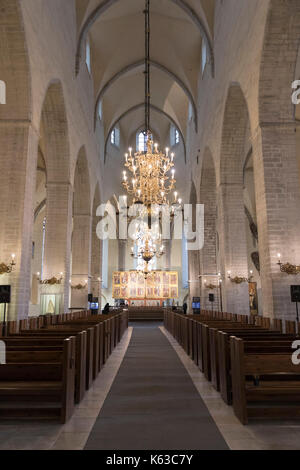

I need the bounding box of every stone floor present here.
[0,323,299,450]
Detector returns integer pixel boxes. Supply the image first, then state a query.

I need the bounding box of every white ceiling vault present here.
[75,0,215,168]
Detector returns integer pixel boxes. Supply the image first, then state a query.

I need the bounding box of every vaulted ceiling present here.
[75,0,215,163]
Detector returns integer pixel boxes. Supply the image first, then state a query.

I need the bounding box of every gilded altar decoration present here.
[112,271,178,299]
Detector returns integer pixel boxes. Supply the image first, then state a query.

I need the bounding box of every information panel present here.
[112,271,178,299]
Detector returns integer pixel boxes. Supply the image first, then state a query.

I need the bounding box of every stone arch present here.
[105,103,186,163]
[71,146,92,308]
[40,81,70,184]
[219,83,251,315]
[29,146,47,316]
[95,60,198,132]
[39,80,72,314]
[129,125,159,151]
[259,0,300,124]
[73,146,91,216]
[0,0,31,120]
[75,0,214,77]
[75,0,90,31]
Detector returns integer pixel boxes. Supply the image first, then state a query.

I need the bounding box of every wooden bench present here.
[18,329,90,398]
[58,312,123,368]
[0,336,75,423]
[46,324,100,382]
[230,336,300,424]
[218,331,299,405]
[2,335,86,404]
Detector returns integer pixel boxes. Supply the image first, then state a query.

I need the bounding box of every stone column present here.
[188,250,201,313]
[118,239,127,271]
[164,239,171,270]
[200,167,218,310]
[42,182,73,314]
[218,182,250,315]
[0,122,38,320]
[252,124,300,319]
[71,214,92,309]
[91,217,102,308]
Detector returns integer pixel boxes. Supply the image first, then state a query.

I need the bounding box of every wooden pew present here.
[273,318,283,332]
[286,320,297,334]
[208,325,271,390]
[201,322,263,380]
[17,329,89,400]
[8,333,86,403]
[218,330,298,405]
[47,324,100,381]
[0,337,75,423]
[230,336,300,424]
[59,312,121,369]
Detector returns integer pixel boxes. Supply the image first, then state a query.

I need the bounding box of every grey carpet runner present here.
[85,325,229,450]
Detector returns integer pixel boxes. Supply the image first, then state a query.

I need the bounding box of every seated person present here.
[102,303,110,315]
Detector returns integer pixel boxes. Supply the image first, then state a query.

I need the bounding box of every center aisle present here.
[85,323,228,450]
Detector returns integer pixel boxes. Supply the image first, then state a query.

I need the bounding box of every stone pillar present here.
[188,250,201,313]
[71,214,92,309]
[42,182,73,314]
[0,122,38,320]
[200,167,218,310]
[252,124,300,319]
[91,216,102,308]
[118,239,127,271]
[218,183,250,315]
[164,239,171,270]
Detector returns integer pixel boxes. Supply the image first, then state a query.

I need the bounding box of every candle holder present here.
[227,270,253,284]
[0,254,16,275]
[277,253,300,275]
[71,281,88,290]
[38,272,64,285]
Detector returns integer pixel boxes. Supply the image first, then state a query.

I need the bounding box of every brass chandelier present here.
[131,228,165,264]
[122,0,178,207]
[123,136,176,206]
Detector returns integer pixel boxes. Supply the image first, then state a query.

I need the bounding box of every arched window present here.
[110,127,120,147]
[138,132,146,152]
[202,40,207,74]
[98,101,103,121]
[170,125,180,147]
[0,80,6,105]
[86,38,91,74]
[136,131,153,152]
[111,129,115,145]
